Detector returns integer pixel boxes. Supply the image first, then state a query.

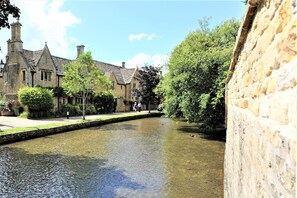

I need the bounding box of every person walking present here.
[133,102,137,112]
[137,102,142,112]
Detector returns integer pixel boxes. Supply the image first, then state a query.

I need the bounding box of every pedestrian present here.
[133,102,137,111]
[137,102,142,112]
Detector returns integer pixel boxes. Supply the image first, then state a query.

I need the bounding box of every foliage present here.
[134,65,160,112]
[18,87,54,117]
[0,0,20,29]
[43,86,66,97]
[62,51,111,119]
[156,18,240,128]
[0,100,5,106]
[93,91,115,113]
[19,111,29,118]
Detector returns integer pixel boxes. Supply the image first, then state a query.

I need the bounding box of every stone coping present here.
[0,112,164,145]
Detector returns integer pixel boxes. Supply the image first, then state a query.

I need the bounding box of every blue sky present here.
[0,0,246,68]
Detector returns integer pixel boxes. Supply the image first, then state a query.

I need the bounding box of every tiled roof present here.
[52,56,71,75]
[121,68,136,83]
[21,48,136,85]
[94,61,126,84]
[22,49,43,70]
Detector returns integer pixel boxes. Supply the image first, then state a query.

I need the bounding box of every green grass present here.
[0,111,153,135]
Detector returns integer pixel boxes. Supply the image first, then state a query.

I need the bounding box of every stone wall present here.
[224,0,296,197]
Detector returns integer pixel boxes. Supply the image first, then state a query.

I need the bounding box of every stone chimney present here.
[8,18,23,52]
[122,61,125,68]
[77,45,85,58]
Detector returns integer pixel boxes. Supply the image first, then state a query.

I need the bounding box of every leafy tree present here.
[18,87,54,117]
[0,0,20,29]
[156,18,240,128]
[134,65,160,113]
[62,51,111,120]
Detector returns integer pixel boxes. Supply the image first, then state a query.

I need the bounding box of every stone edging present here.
[0,112,164,145]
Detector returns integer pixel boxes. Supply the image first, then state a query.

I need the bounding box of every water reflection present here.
[0,147,144,197]
[0,118,224,197]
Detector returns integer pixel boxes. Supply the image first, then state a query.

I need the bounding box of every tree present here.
[62,51,111,120]
[134,65,160,113]
[156,18,240,128]
[0,0,20,29]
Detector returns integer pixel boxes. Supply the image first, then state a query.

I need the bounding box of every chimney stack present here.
[122,62,125,68]
[9,18,23,52]
[77,45,85,58]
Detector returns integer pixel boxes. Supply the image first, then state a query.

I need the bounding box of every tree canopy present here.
[62,51,111,120]
[0,0,20,29]
[156,19,240,128]
[134,65,160,113]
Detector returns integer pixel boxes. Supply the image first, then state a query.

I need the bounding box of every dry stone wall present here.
[224,0,296,197]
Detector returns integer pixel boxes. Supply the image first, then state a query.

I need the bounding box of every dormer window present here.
[41,70,52,81]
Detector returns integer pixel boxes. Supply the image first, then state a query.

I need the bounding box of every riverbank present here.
[0,111,164,145]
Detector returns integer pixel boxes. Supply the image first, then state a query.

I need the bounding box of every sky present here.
[0,0,246,68]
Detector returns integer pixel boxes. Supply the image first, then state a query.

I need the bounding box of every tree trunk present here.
[82,92,86,120]
[148,100,151,113]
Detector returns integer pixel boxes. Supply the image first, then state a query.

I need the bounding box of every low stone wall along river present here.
[0,118,225,197]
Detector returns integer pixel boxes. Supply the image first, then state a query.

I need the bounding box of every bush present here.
[18,87,54,117]
[86,104,96,114]
[94,91,115,113]
[0,100,5,106]
[19,111,29,118]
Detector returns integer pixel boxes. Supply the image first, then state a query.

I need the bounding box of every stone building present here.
[225,0,296,197]
[0,20,140,112]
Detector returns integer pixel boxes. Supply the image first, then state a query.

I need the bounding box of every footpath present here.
[0,111,163,145]
[0,111,148,130]
[0,111,154,131]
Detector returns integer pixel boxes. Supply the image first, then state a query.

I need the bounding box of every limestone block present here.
[277,65,297,91]
[259,96,269,118]
[251,82,262,97]
[257,24,275,51]
[287,89,297,128]
[242,72,251,87]
[276,19,297,64]
[269,94,289,125]
[275,0,292,34]
[249,97,260,116]
[266,77,277,94]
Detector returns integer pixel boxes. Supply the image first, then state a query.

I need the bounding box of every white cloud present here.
[0,0,81,60]
[124,53,169,68]
[128,33,157,41]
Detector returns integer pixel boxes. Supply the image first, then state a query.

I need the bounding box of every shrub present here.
[19,111,29,118]
[93,91,115,113]
[0,100,5,106]
[18,87,54,117]
[86,104,96,114]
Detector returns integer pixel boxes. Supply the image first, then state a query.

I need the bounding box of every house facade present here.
[0,20,140,112]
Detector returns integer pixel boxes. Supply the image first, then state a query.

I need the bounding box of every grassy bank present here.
[0,112,164,144]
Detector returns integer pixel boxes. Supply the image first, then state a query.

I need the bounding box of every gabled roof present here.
[20,45,137,85]
[94,61,126,84]
[121,68,137,84]
[22,49,43,70]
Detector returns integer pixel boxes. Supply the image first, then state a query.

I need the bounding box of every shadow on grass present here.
[178,125,226,142]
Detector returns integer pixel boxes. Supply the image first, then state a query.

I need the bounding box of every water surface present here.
[0,118,225,197]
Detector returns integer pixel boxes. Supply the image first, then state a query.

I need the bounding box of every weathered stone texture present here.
[225,0,297,197]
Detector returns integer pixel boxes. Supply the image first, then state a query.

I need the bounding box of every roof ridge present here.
[52,55,73,61]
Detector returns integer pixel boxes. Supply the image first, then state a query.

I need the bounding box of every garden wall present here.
[224,0,296,197]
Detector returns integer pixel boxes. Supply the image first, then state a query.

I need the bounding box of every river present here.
[0,117,225,197]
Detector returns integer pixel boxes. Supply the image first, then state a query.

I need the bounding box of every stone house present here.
[224,0,296,197]
[0,20,140,112]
